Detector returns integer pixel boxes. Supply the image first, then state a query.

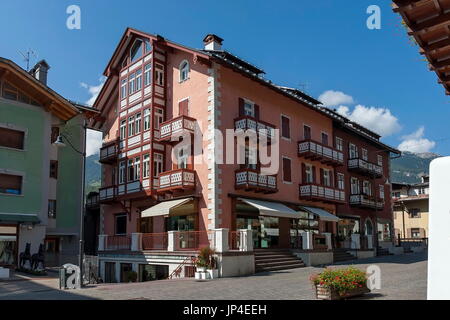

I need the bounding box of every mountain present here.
[390,151,441,184]
[85,153,101,195]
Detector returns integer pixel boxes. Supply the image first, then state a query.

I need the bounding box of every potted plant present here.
[195,247,218,280]
[125,270,138,283]
[310,267,370,300]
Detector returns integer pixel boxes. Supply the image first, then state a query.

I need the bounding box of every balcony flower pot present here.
[310,267,370,300]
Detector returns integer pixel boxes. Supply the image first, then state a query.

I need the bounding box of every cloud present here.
[86,129,103,157]
[336,104,401,137]
[80,77,106,106]
[398,126,436,153]
[319,90,354,107]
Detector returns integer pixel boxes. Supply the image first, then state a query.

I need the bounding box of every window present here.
[120,120,126,139]
[136,69,142,91]
[411,228,421,238]
[48,200,57,219]
[179,60,190,82]
[393,191,401,198]
[363,180,372,196]
[0,126,25,150]
[154,108,164,130]
[128,115,135,137]
[128,72,136,95]
[144,109,151,131]
[128,159,135,182]
[337,173,345,190]
[321,133,329,146]
[0,173,22,195]
[144,64,152,86]
[51,127,60,144]
[244,139,257,170]
[130,39,143,63]
[350,177,359,194]
[282,157,292,183]
[377,154,383,166]
[244,101,255,117]
[144,39,152,53]
[379,185,385,199]
[281,115,290,139]
[304,164,314,183]
[323,169,331,187]
[177,148,188,169]
[409,208,421,218]
[135,113,141,135]
[134,157,141,180]
[120,78,127,99]
[155,63,164,86]
[50,160,58,179]
[143,155,150,178]
[349,143,358,159]
[303,125,311,140]
[335,137,343,151]
[362,148,368,161]
[153,153,164,178]
[119,161,126,184]
[115,214,127,235]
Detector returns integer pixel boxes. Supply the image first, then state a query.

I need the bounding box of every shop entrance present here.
[236,216,279,249]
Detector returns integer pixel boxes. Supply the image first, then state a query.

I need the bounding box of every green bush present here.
[310,267,367,295]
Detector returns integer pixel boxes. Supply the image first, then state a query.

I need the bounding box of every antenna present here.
[18,48,37,71]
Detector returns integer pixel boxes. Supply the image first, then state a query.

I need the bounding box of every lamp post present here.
[53,120,87,287]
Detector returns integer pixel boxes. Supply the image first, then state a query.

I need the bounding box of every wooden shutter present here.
[283,158,291,182]
[51,127,60,144]
[330,171,334,187]
[304,125,311,140]
[0,174,22,192]
[312,166,317,184]
[238,98,245,116]
[320,168,324,185]
[0,127,24,149]
[254,104,260,120]
[178,99,189,116]
[282,116,290,138]
[301,163,306,183]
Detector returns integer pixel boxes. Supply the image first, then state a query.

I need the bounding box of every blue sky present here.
[1,0,449,156]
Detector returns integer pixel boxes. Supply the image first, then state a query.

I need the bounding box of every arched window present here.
[179,60,190,82]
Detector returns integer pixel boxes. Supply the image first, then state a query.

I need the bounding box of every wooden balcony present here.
[298,140,343,166]
[348,158,383,178]
[156,169,196,193]
[234,116,276,142]
[349,194,384,209]
[299,184,345,203]
[99,140,119,164]
[155,115,196,143]
[235,169,278,193]
[99,185,116,203]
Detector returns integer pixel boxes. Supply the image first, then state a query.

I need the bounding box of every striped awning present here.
[141,197,194,218]
[238,198,299,219]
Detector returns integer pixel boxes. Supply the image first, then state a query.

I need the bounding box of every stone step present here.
[255,259,303,267]
[254,255,297,261]
[256,263,306,272]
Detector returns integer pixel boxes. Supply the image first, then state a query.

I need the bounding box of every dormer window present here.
[130,39,143,63]
[179,60,190,82]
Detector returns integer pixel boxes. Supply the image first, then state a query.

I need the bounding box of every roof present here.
[0,57,79,121]
[393,0,450,95]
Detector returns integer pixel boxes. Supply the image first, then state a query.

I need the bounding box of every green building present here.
[0,58,94,268]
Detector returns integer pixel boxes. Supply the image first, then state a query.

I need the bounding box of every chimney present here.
[203,34,224,51]
[30,60,50,85]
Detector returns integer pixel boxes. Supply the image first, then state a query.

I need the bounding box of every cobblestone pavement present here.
[0,252,427,300]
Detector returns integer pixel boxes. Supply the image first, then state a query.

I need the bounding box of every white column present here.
[98,234,107,251]
[115,262,121,283]
[367,235,373,249]
[322,232,332,250]
[214,228,229,253]
[301,231,313,250]
[238,229,253,252]
[168,231,176,252]
[351,234,361,249]
[131,233,142,251]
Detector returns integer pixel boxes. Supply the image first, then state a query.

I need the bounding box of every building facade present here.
[392,176,429,239]
[0,58,93,268]
[91,29,400,282]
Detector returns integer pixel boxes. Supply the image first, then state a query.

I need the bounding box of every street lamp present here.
[53,120,87,287]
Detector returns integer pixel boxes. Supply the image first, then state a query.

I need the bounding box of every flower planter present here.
[195,271,210,281]
[315,284,370,300]
[196,267,206,272]
[207,269,219,279]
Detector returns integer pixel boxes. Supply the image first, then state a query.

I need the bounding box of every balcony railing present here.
[142,233,168,250]
[349,194,384,209]
[99,186,116,203]
[174,231,214,250]
[105,235,131,251]
[156,169,196,192]
[234,116,276,140]
[86,193,100,208]
[157,115,196,142]
[348,158,383,177]
[299,184,345,203]
[298,140,343,166]
[235,169,278,193]
[99,141,119,164]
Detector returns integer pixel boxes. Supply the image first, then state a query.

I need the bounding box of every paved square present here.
[0,252,427,300]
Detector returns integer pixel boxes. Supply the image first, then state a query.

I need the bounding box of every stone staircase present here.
[254,249,305,273]
[333,249,356,262]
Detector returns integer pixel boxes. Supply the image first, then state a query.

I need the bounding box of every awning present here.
[0,213,40,224]
[141,197,194,218]
[301,206,340,222]
[238,198,299,219]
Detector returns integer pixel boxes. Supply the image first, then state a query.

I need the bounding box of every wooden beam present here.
[409,12,450,33]
[422,36,450,52]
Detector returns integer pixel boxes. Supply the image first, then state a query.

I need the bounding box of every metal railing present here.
[298,140,344,164]
[142,233,168,250]
[348,158,383,176]
[234,115,276,140]
[299,184,345,202]
[235,169,277,191]
[175,231,212,250]
[105,235,131,251]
